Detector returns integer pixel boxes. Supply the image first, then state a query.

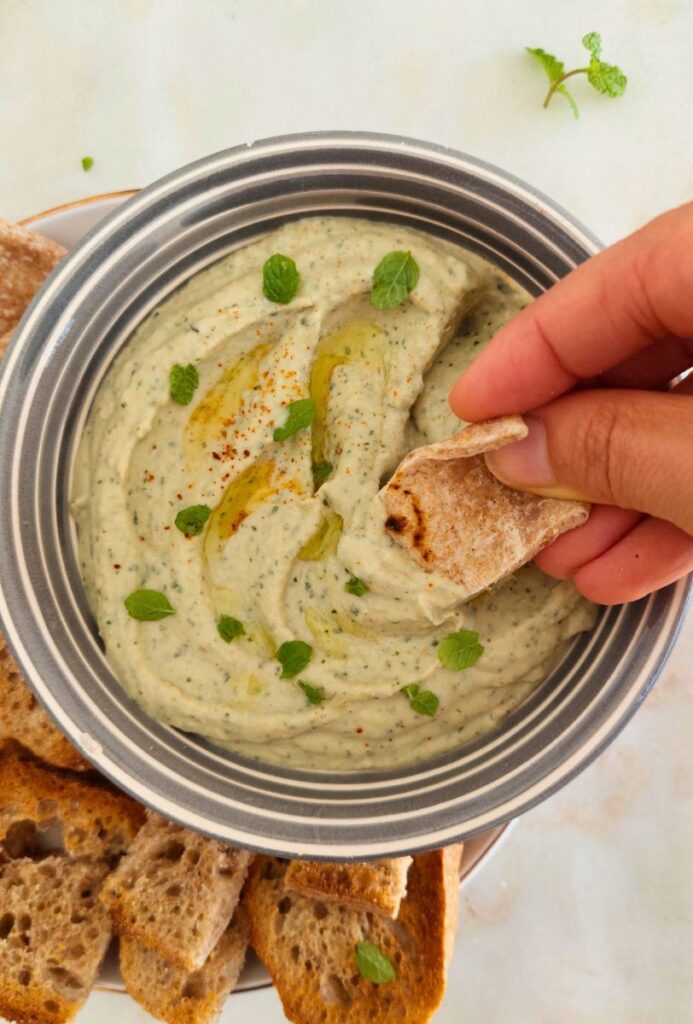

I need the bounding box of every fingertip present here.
[535,506,643,580]
[572,518,693,605]
[448,371,486,422]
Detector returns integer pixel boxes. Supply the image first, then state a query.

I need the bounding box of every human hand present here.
[449,203,693,605]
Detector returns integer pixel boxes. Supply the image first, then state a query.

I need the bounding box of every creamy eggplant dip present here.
[72,217,596,770]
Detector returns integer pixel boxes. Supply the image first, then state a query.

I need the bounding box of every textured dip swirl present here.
[73,217,596,770]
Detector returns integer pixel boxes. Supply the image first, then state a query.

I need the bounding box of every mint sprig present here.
[217,615,245,643]
[438,629,484,671]
[401,683,439,717]
[263,253,300,304]
[355,942,396,985]
[526,32,627,118]
[124,589,176,621]
[371,251,420,310]
[170,363,199,406]
[273,398,315,443]
[345,576,368,597]
[297,680,325,706]
[276,640,313,678]
[175,504,211,537]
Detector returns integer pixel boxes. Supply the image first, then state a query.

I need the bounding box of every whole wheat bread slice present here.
[0,634,89,772]
[100,812,253,971]
[119,905,250,1024]
[382,416,588,600]
[0,855,111,1024]
[0,747,145,861]
[284,857,412,919]
[246,845,463,1024]
[0,221,65,336]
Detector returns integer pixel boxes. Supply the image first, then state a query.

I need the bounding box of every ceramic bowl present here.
[0,132,689,857]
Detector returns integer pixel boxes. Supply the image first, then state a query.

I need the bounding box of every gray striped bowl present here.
[0,132,689,858]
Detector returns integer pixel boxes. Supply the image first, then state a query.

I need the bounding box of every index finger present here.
[449,202,693,421]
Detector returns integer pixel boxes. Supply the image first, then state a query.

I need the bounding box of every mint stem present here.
[543,66,590,108]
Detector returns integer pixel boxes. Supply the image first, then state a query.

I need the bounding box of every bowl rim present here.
[1,131,690,857]
[18,189,139,227]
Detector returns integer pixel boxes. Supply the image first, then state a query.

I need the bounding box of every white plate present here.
[17,194,514,1021]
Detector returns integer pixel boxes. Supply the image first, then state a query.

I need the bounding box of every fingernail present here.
[485,415,586,501]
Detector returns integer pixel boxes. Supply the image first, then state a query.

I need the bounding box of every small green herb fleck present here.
[263,253,301,304]
[276,640,313,678]
[217,615,245,643]
[175,504,211,537]
[81,155,94,172]
[526,32,626,118]
[124,590,176,621]
[371,251,420,309]
[401,683,439,717]
[438,629,484,670]
[354,942,396,985]
[345,577,368,597]
[298,680,325,706]
[170,363,199,405]
[273,399,315,442]
[312,460,333,487]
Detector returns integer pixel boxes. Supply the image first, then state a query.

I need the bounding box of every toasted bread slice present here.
[284,857,412,919]
[0,855,111,1024]
[382,416,588,600]
[119,905,250,1024]
[100,813,253,972]
[246,844,463,1024]
[0,747,145,861]
[0,220,65,336]
[0,634,89,772]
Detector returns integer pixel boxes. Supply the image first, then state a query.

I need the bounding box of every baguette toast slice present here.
[0,747,145,861]
[0,855,111,1024]
[284,857,412,919]
[100,813,253,972]
[119,906,250,1024]
[247,844,463,1024]
[0,635,89,772]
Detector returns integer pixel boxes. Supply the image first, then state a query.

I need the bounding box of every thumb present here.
[485,390,693,535]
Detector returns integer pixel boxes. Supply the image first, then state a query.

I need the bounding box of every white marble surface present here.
[1,1,692,1021]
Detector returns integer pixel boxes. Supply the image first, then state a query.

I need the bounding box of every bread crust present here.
[284,858,412,919]
[247,844,463,1024]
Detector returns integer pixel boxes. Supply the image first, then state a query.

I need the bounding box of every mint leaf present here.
[587,60,627,97]
[175,504,211,537]
[276,640,313,678]
[345,576,368,597]
[124,589,176,621]
[81,155,94,172]
[273,398,315,443]
[371,251,420,310]
[525,46,565,84]
[438,629,484,670]
[355,942,396,985]
[401,683,439,717]
[217,615,245,642]
[298,680,325,706]
[312,460,333,487]
[555,83,580,119]
[263,253,300,304]
[582,32,602,60]
[526,47,578,117]
[170,363,199,406]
